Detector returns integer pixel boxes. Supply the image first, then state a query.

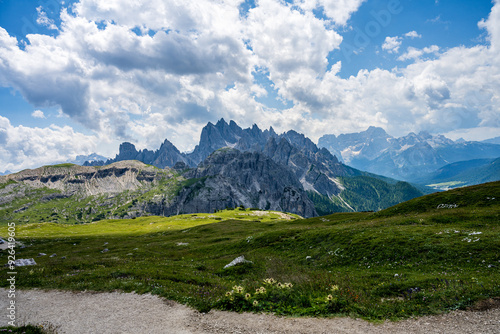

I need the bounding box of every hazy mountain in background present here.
[318,127,500,186]
[415,158,500,190]
[482,136,500,145]
[71,153,108,166]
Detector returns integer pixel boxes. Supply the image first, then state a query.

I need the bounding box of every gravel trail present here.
[1,289,499,333]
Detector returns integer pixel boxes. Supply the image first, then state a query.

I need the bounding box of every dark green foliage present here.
[306,177,423,215]
[0,179,17,190]
[175,177,208,199]
[306,191,349,215]
[44,163,76,168]
[337,176,423,212]
[0,325,52,333]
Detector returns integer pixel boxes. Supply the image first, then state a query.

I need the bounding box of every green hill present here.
[417,157,500,190]
[1,182,499,320]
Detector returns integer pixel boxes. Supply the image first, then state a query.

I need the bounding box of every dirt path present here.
[1,289,499,333]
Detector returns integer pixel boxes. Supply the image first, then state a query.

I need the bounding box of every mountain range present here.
[89,119,427,211]
[0,120,425,223]
[318,127,500,187]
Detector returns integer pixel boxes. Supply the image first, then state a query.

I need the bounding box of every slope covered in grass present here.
[1,182,499,320]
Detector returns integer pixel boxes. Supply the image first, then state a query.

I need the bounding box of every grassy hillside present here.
[418,157,500,190]
[1,182,499,320]
[0,170,182,226]
[307,176,424,214]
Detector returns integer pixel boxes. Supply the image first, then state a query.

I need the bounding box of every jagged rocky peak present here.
[152,138,187,168]
[366,126,390,137]
[318,126,394,164]
[250,123,262,136]
[283,130,318,154]
[159,138,180,151]
[214,118,241,143]
[181,147,317,217]
[117,142,139,160]
[197,147,241,168]
[189,119,281,166]
[317,147,339,164]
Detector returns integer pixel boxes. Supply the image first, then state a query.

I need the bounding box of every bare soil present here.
[1,289,499,333]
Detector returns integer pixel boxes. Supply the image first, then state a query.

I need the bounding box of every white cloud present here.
[297,0,367,26]
[36,6,58,30]
[0,116,102,173]
[404,30,422,38]
[0,0,500,172]
[382,36,402,53]
[398,45,440,61]
[31,110,46,119]
[479,0,500,51]
[383,31,422,54]
[443,126,500,142]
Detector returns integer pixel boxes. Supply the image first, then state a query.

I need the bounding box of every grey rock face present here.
[103,140,187,169]
[1,161,170,196]
[80,119,359,213]
[165,149,318,217]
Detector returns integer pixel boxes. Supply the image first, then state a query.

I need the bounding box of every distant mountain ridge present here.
[72,153,109,166]
[318,127,500,185]
[93,119,279,168]
[416,157,500,190]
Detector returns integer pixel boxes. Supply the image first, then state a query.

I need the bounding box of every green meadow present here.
[1,182,499,321]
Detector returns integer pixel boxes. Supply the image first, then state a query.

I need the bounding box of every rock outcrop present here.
[149,149,317,217]
[76,119,424,215]
[1,161,170,196]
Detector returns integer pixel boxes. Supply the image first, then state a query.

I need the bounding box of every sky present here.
[0,0,499,173]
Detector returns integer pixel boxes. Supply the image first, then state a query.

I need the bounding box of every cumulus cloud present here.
[398,45,440,61]
[382,36,402,53]
[0,116,100,173]
[0,0,499,172]
[383,31,421,54]
[479,0,500,50]
[31,110,46,119]
[297,0,367,26]
[404,30,422,38]
[245,0,342,104]
[0,0,354,156]
[36,6,58,30]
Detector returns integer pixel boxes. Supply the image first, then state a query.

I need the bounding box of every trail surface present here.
[1,289,499,333]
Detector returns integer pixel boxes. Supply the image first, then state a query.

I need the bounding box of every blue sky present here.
[0,0,499,172]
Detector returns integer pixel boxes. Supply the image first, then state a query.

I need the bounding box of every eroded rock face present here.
[0,161,169,196]
[170,149,317,217]
[2,153,318,220]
